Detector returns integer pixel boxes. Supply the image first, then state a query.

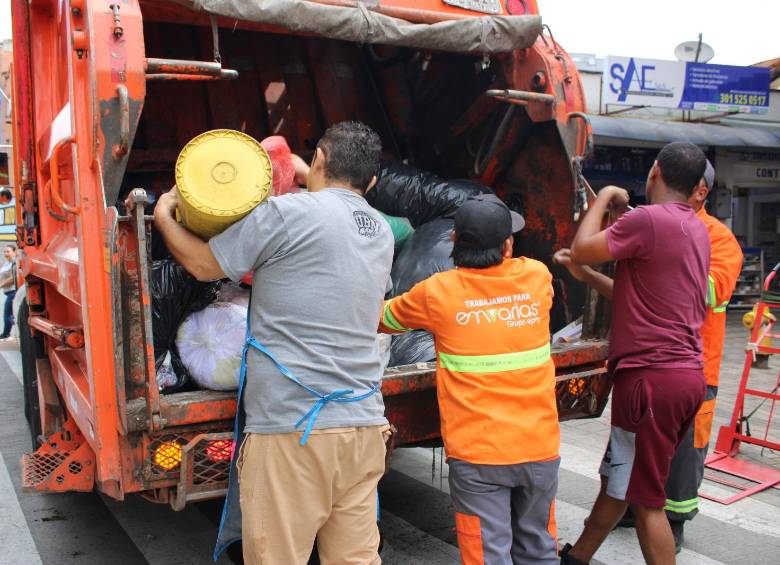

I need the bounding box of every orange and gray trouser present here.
[448,457,559,565]
[665,385,718,522]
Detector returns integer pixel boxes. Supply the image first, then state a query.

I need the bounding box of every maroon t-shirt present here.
[606,202,710,371]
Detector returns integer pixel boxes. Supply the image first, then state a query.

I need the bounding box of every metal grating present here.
[192,439,231,486]
[21,451,70,488]
[557,373,603,414]
[148,433,188,479]
[146,427,232,484]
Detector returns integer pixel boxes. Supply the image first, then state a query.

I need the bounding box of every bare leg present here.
[633,504,676,565]
[566,477,628,563]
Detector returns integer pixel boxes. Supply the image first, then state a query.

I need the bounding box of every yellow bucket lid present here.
[175,129,272,218]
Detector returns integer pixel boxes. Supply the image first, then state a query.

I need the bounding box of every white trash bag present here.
[175,295,248,391]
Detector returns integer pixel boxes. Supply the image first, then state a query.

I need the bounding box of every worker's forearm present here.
[571,197,609,263]
[581,266,614,300]
[156,214,219,281]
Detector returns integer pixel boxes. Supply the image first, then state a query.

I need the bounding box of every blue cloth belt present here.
[244,337,381,445]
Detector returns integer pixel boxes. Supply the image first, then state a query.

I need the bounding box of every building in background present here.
[0,37,15,244]
[572,52,780,293]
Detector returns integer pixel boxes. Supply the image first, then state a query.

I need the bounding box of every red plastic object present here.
[702,452,780,504]
[702,263,780,505]
[261,136,298,196]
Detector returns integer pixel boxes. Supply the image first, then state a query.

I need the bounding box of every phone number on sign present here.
[719,93,767,106]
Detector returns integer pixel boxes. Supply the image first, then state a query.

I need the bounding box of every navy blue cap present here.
[454,194,525,249]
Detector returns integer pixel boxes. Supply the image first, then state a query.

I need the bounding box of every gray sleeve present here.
[208,201,289,282]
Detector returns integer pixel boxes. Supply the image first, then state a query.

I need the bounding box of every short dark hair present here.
[0,188,12,201]
[451,240,503,269]
[5,244,16,251]
[656,142,707,197]
[317,121,381,191]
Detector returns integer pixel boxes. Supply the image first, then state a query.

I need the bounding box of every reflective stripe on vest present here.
[438,343,551,374]
[383,301,410,332]
[707,275,716,308]
[707,275,730,313]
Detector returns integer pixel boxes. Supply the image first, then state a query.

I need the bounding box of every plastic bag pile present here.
[152,260,221,393]
[367,162,494,365]
[175,284,250,391]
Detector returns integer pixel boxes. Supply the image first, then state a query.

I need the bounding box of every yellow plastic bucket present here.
[175,129,272,239]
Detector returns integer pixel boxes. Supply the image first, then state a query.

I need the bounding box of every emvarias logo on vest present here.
[456,293,542,328]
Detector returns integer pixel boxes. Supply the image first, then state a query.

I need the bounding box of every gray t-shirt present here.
[209,188,394,434]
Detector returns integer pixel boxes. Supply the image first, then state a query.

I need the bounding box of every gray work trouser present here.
[665,385,718,521]
[448,457,559,565]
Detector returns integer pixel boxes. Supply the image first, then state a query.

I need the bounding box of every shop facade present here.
[571,53,780,305]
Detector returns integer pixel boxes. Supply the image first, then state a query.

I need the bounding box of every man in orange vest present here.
[661,160,742,550]
[379,195,560,565]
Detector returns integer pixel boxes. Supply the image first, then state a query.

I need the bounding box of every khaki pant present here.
[237,425,390,564]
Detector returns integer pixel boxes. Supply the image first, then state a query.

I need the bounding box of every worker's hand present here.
[597,185,630,213]
[553,248,587,282]
[154,186,180,224]
[291,154,310,186]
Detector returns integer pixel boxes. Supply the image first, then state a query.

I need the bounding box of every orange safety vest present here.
[379,257,559,465]
[697,207,743,387]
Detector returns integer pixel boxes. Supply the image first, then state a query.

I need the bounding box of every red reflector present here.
[506,0,526,15]
[206,439,233,463]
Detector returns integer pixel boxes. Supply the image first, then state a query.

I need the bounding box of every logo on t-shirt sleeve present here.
[353,211,380,238]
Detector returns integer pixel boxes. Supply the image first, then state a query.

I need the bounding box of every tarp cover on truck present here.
[181,0,542,54]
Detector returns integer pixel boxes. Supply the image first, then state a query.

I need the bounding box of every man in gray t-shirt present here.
[154,122,393,564]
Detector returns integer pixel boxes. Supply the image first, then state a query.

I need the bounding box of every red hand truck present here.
[702,262,780,505]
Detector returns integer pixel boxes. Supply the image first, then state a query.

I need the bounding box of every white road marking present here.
[556,498,727,565]
[0,349,23,385]
[0,451,43,565]
[393,448,730,565]
[560,441,780,539]
[101,494,232,564]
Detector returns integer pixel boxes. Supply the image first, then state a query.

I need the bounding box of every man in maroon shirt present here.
[557,142,709,565]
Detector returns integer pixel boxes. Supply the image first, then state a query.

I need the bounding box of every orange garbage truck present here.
[10,0,611,508]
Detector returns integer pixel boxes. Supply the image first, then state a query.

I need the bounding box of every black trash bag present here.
[371,161,495,367]
[391,218,455,296]
[367,161,492,228]
[387,219,455,366]
[152,259,221,393]
[389,330,435,366]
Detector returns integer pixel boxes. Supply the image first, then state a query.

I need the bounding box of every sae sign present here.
[603,56,770,114]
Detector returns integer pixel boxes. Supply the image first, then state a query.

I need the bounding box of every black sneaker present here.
[669,521,684,554]
[614,507,635,529]
[560,543,589,565]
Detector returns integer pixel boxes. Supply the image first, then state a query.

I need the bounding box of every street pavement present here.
[0,315,778,564]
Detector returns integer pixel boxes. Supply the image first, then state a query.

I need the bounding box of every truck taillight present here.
[205,439,233,463]
[153,441,183,470]
[506,0,526,15]
[568,378,586,396]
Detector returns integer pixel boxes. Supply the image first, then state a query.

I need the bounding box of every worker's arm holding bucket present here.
[154,187,226,282]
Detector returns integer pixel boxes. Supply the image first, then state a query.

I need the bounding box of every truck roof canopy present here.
[180,0,542,54]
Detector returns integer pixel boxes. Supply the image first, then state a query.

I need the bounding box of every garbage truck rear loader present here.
[11,0,611,508]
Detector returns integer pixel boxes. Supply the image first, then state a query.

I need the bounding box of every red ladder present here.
[702,262,780,505]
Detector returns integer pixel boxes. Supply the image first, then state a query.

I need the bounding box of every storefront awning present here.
[588,115,780,149]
